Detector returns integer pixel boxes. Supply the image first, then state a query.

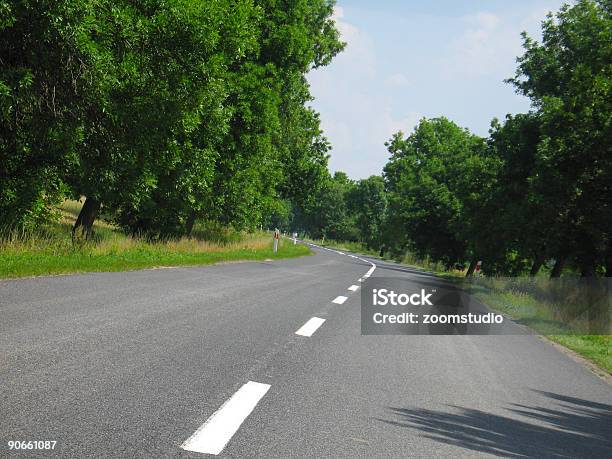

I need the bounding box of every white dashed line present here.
[362,264,376,278]
[295,317,326,337]
[181,381,270,455]
[179,240,374,454]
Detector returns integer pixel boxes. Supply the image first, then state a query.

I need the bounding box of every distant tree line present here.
[293,0,611,278]
[0,0,344,238]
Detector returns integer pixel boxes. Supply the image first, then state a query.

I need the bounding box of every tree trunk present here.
[529,254,545,277]
[72,197,100,242]
[579,241,597,277]
[580,261,596,278]
[185,210,196,237]
[550,255,566,278]
[465,259,477,277]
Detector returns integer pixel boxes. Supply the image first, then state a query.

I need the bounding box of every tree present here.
[93,0,258,238]
[474,113,542,275]
[297,171,355,240]
[383,118,491,269]
[347,176,386,250]
[207,0,344,233]
[508,0,611,276]
[0,0,345,242]
[0,0,102,230]
[277,82,331,230]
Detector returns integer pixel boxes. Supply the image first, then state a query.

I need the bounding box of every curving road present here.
[1,244,610,457]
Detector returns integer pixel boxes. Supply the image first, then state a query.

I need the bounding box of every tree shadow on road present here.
[377,390,612,457]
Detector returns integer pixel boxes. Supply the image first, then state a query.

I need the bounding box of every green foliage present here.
[347,176,386,250]
[476,113,543,274]
[0,0,94,228]
[383,117,493,268]
[88,0,260,236]
[507,0,611,275]
[298,171,357,240]
[210,0,343,233]
[0,0,344,241]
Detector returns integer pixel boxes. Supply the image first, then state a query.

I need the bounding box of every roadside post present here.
[293,232,297,244]
[475,260,483,278]
[273,228,280,254]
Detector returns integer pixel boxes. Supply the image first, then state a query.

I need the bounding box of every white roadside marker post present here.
[476,260,483,278]
[273,228,279,254]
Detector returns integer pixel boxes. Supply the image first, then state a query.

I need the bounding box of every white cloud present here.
[385,73,411,88]
[468,12,501,30]
[309,2,567,178]
[442,11,522,79]
[308,7,420,178]
[384,111,421,138]
[327,5,376,80]
[442,3,565,81]
[520,6,556,38]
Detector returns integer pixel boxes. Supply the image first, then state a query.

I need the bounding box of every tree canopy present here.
[0,0,344,239]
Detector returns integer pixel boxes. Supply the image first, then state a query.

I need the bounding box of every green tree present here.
[101,0,258,238]
[468,113,542,276]
[0,0,344,242]
[0,0,102,230]
[301,171,356,240]
[383,118,492,269]
[508,0,611,276]
[347,176,386,250]
[209,0,344,233]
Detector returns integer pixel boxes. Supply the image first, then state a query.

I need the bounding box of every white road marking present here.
[348,285,360,292]
[295,317,326,337]
[332,295,348,304]
[306,242,377,284]
[181,381,271,455]
[362,265,376,278]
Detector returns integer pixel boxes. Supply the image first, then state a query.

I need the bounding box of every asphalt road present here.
[1,244,610,458]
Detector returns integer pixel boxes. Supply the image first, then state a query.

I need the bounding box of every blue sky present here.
[307,0,568,179]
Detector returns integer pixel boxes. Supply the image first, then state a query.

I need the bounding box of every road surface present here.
[1,244,610,457]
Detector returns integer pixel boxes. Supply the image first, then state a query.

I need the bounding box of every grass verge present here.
[468,283,610,374]
[0,202,310,279]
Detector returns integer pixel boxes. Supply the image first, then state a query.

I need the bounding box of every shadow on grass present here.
[377,391,612,457]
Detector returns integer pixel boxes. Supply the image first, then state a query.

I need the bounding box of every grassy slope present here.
[0,201,310,279]
[469,287,610,374]
[312,239,610,375]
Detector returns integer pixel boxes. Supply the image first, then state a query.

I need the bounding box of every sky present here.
[307,0,568,179]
